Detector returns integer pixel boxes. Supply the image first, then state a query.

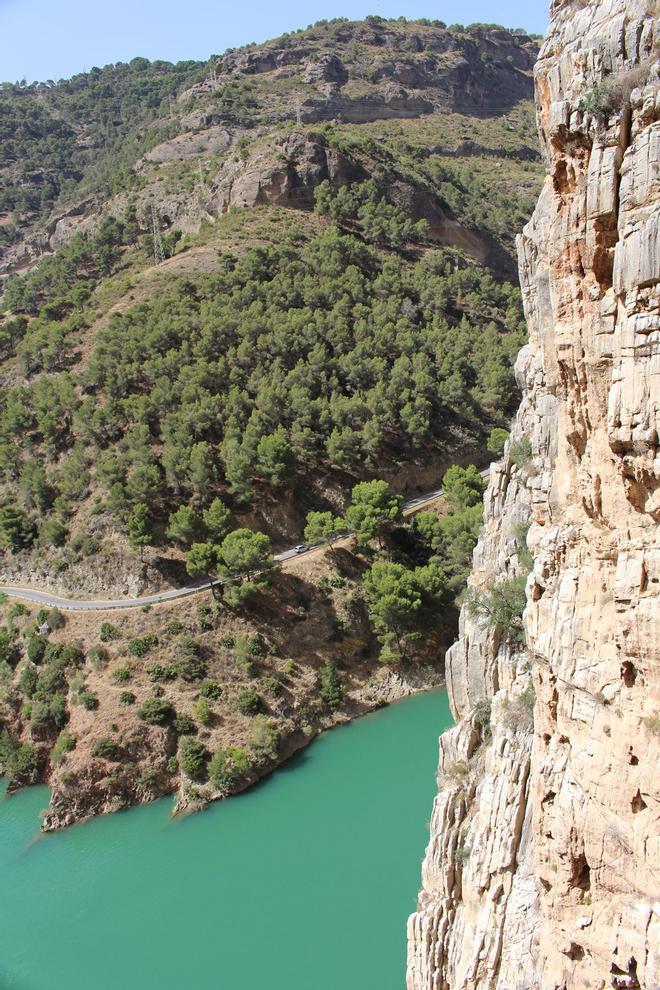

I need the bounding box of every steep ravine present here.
[407,2,659,988]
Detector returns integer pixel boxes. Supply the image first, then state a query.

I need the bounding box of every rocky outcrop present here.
[206,129,518,277]
[298,84,434,124]
[208,130,366,212]
[143,125,233,164]
[204,22,538,115]
[407,2,659,988]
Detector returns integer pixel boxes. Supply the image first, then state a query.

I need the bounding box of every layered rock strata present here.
[407,2,659,988]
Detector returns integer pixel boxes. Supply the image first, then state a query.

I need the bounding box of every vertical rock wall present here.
[407,2,659,987]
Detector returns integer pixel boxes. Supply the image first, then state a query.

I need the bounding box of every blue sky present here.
[0,0,548,84]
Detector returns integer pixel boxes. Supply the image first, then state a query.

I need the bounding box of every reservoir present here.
[0,690,451,990]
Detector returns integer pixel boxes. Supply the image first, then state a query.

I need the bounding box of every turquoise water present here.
[0,690,451,990]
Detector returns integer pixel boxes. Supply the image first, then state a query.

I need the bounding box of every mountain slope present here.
[0,17,549,829]
[1,17,540,275]
[0,18,543,599]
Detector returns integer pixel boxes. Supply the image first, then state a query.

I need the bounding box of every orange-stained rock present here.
[407,2,659,987]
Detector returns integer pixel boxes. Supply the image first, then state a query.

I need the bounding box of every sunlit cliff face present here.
[407,2,659,987]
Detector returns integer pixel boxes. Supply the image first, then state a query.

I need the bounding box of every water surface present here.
[0,690,451,990]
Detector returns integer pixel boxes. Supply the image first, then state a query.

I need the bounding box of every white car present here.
[293,544,307,554]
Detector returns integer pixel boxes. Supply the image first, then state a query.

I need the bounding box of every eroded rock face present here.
[407,2,659,988]
[208,130,366,212]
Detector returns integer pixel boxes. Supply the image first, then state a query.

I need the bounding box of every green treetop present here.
[126,502,153,559]
[442,465,486,510]
[218,528,273,583]
[166,504,201,546]
[344,480,402,547]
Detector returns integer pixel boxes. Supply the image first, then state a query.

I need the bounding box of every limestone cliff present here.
[407,2,659,988]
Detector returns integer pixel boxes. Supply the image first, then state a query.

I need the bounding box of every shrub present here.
[455,844,472,864]
[19,664,39,698]
[78,690,99,711]
[208,744,252,790]
[199,680,222,699]
[512,520,533,573]
[580,64,651,116]
[173,636,206,682]
[0,627,15,667]
[9,603,29,620]
[46,608,65,630]
[44,643,84,668]
[197,604,213,631]
[51,729,76,764]
[111,666,131,685]
[194,698,211,725]
[509,437,533,467]
[520,685,536,714]
[233,634,262,676]
[6,741,40,785]
[487,427,509,457]
[138,697,174,725]
[263,675,284,697]
[93,738,122,760]
[500,688,535,731]
[178,737,209,780]
[166,619,184,635]
[70,533,100,557]
[88,646,108,669]
[39,519,69,547]
[140,768,159,786]
[127,634,157,657]
[446,760,469,782]
[166,756,178,774]
[473,698,492,738]
[249,715,279,759]
[145,662,177,683]
[29,696,67,735]
[119,690,136,705]
[173,713,197,735]
[27,634,47,664]
[600,63,651,110]
[319,660,344,709]
[464,575,527,639]
[237,688,262,716]
[100,622,121,642]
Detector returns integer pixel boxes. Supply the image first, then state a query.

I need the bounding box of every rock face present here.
[208,130,367,212]
[407,2,660,988]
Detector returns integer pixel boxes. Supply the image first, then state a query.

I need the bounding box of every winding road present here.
[0,469,490,612]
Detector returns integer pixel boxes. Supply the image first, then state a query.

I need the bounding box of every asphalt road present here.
[0,468,490,612]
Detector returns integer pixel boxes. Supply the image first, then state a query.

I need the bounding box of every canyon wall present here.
[407,1,659,988]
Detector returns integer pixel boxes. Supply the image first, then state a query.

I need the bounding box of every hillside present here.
[0,17,545,826]
[0,17,543,600]
[1,17,540,273]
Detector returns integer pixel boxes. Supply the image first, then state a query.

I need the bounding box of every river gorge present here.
[0,690,451,990]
